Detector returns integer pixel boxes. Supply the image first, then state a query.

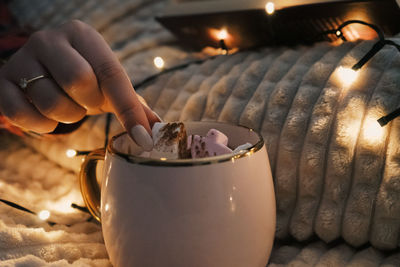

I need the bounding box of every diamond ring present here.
[19,75,47,92]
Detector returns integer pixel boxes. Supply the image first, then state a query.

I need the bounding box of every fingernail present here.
[131,125,153,151]
[153,111,163,122]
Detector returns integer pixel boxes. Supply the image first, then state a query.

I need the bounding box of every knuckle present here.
[34,95,86,123]
[119,104,143,127]
[95,60,125,85]
[61,64,93,90]
[27,30,50,49]
[34,96,61,116]
[59,66,104,108]
[63,19,92,36]
[1,104,23,123]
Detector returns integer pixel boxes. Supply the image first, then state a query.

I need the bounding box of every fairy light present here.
[38,210,50,221]
[216,29,229,54]
[217,28,228,40]
[153,56,165,69]
[337,67,359,87]
[336,30,342,37]
[363,117,385,143]
[66,149,77,158]
[265,2,275,15]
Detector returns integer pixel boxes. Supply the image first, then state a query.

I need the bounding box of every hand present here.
[0,20,159,151]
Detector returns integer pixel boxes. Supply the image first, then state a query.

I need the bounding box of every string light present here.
[337,67,359,87]
[216,29,229,54]
[65,149,91,157]
[265,2,275,15]
[38,210,50,221]
[217,28,228,40]
[153,56,165,69]
[363,117,385,143]
[66,149,77,158]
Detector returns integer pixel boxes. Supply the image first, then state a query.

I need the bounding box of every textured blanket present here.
[2,0,400,265]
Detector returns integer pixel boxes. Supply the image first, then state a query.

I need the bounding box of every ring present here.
[18,75,47,92]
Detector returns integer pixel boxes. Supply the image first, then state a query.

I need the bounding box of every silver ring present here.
[19,75,47,92]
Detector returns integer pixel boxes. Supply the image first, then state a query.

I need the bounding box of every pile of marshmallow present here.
[146,122,252,159]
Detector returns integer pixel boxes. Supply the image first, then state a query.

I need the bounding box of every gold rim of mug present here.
[108,122,264,167]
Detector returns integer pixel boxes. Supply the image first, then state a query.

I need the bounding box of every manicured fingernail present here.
[153,111,163,122]
[131,125,153,151]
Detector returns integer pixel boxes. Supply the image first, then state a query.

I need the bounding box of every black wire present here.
[104,113,112,148]
[336,20,385,41]
[378,107,400,127]
[384,39,400,52]
[71,203,91,214]
[0,198,57,226]
[352,40,386,70]
[0,198,36,214]
[133,56,219,90]
[318,19,384,44]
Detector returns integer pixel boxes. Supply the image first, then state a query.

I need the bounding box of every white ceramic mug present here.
[79,121,276,267]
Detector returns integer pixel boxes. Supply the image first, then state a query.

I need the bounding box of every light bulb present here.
[66,149,77,158]
[38,210,50,221]
[265,2,275,15]
[336,30,342,37]
[337,67,359,87]
[217,29,228,40]
[153,56,165,69]
[363,117,384,144]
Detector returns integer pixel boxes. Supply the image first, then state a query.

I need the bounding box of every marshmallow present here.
[206,128,228,145]
[189,129,232,158]
[233,142,253,154]
[150,122,190,159]
[149,123,252,159]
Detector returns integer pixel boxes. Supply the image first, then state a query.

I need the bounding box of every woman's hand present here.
[0,20,158,150]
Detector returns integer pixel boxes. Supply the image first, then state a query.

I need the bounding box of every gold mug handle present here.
[79,148,105,222]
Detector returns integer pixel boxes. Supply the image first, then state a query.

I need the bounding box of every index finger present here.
[63,20,153,150]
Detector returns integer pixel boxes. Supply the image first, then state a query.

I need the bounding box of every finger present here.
[27,77,87,123]
[24,29,103,112]
[97,94,162,127]
[62,20,153,150]
[0,78,58,133]
[5,49,87,123]
[136,93,162,126]
[141,104,162,128]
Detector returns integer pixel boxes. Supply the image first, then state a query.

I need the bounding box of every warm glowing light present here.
[337,67,359,87]
[336,30,342,37]
[105,203,110,211]
[363,117,385,143]
[217,29,228,40]
[66,149,77,158]
[153,56,165,69]
[160,157,167,161]
[265,2,275,15]
[38,210,50,221]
